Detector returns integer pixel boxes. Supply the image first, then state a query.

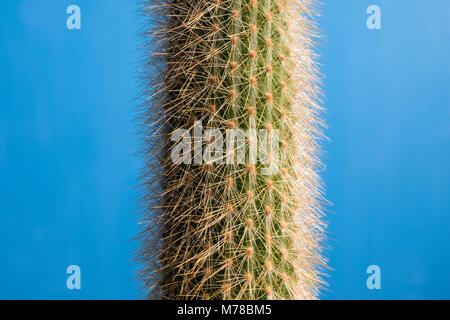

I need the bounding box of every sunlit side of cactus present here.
[137,0,327,300]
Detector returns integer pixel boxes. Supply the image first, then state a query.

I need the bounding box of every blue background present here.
[0,0,449,299]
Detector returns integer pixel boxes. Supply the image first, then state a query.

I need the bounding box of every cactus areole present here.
[137,0,327,300]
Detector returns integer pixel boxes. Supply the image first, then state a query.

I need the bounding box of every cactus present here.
[137,0,327,300]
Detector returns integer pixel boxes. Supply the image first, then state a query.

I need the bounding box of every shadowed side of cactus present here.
[137,0,327,300]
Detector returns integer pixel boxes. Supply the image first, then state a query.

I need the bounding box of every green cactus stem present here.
[137,0,327,300]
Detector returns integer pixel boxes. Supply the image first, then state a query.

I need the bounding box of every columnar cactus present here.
[138,0,327,300]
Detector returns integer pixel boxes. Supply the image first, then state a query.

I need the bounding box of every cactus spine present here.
[138,0,327,299]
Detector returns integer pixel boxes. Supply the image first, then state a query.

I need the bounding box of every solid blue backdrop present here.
[0,0,449,299]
